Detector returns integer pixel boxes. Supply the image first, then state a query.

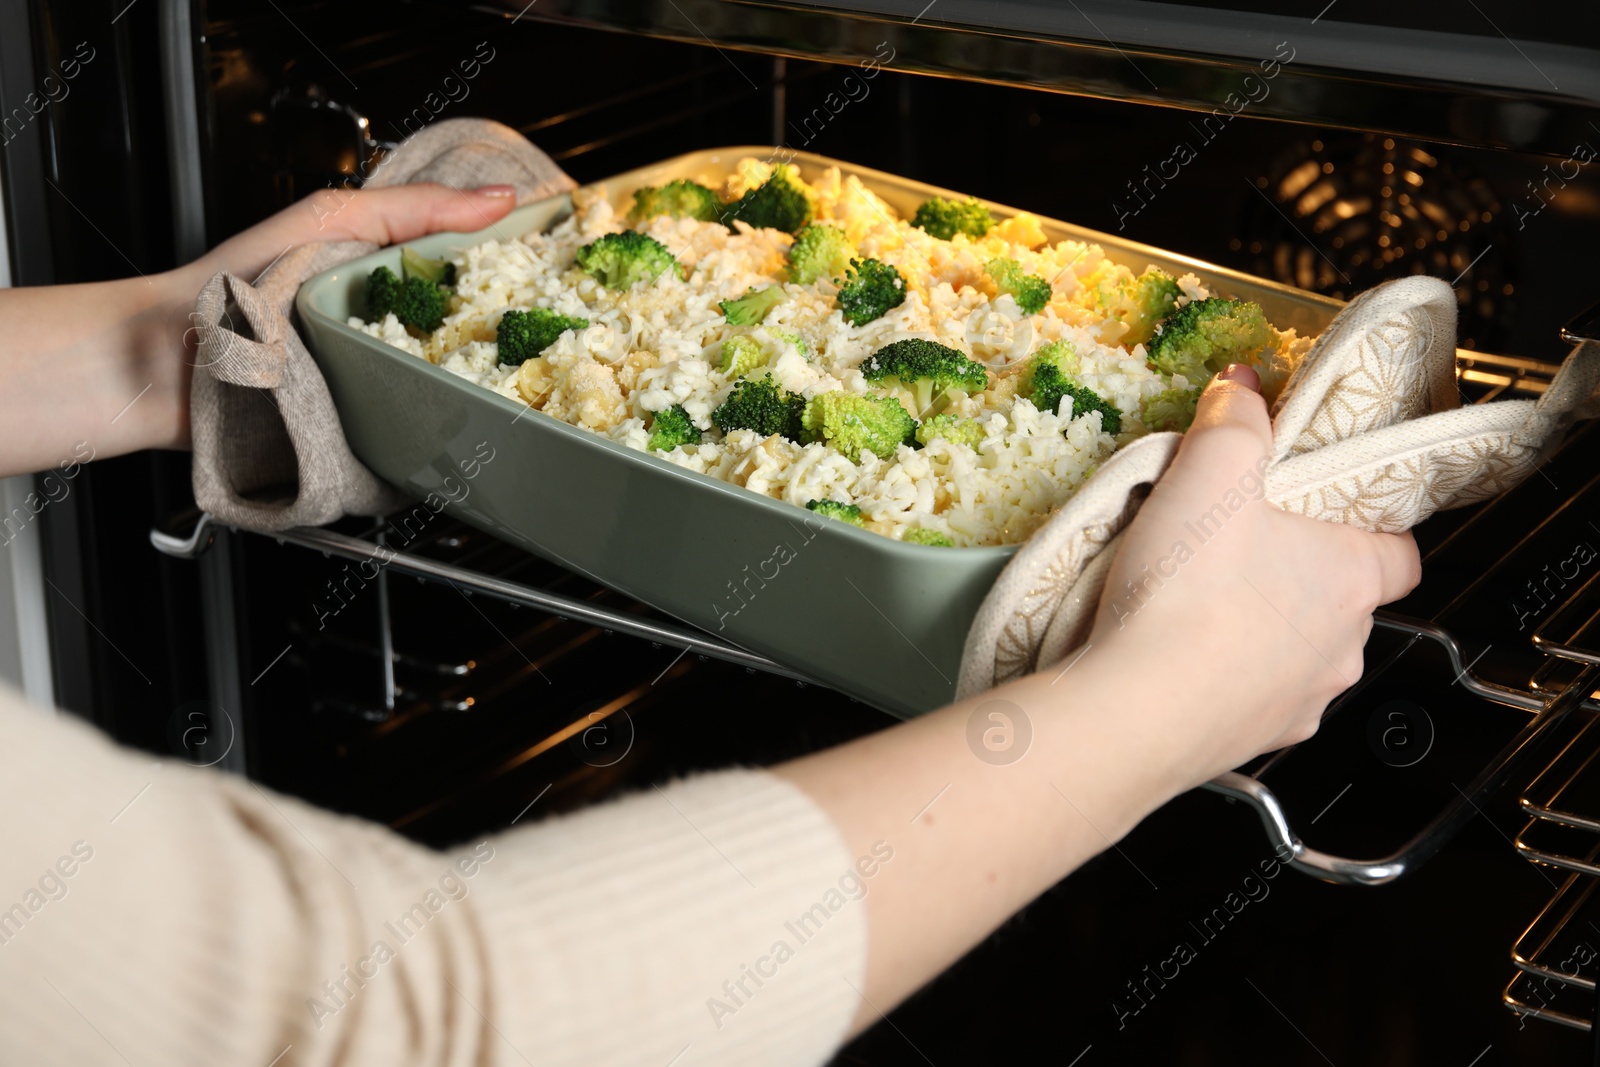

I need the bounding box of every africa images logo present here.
[966,699,1031,766]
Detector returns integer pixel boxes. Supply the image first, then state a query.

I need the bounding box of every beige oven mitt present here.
[958,276,1600,697]
[189,119,576,531]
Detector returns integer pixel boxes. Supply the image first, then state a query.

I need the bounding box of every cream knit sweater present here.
[0,682,868,1065]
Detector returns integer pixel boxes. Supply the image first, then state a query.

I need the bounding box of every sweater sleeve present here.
[0,683,868,1066]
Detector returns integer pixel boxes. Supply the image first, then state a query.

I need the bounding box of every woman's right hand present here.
[777,362,1423,1037]
[1085,364,1422,793]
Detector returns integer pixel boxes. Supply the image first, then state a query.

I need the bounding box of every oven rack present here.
[1456,349,1563,400]
[1207,620,1598,886]
[152,509,1592,890]
[1503,359,1600,1036]
[150,513,818,687]
[1504,859,1600,1032]
[1504,678,1600,1033]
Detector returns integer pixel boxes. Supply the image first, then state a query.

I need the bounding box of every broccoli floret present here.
[401,246,457,287]
[805,499,865,526]
[367,247,459,330]
[1025,359,1123,433]
[496,308,590,366]
[787,223,856,285]
[1141,386,1202,433]
[629,179,722,222]
[712,374,806,439]
[719,336,768,379]
[393,275,450,332]
[719,285,786,326]
[799,391,917,462]
[371,250,459,327]
[646,405,701,452]
[861,338,989,419]
[1057,380,1122,434]
[771,328,809,356]
[1019,342,1121,433]
[903,527,954,547]
[911,196,994,240]
[1017,341,1079,404]
[915,413,987,450]
[835,258,906,326]
[1145,297,1276,383]
[574,231,685,289]
[1116,268,1183,347]
[720,163,812,234]
[984,257,1051,315]
[367,265,401,320]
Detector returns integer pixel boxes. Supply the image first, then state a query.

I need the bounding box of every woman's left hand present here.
[195,182,517,287]
[0,183,517,477]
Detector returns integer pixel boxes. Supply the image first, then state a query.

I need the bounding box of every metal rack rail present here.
[150,513,818,685]
[1496,304,1600,1035]
[1206,616,1594,886]
[1505,673,1600,1032]
[1505,862,1600,1032]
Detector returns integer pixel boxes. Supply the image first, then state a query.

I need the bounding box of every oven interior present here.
[12,0,1600,1060]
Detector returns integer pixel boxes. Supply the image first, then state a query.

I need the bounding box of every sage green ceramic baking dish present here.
[295,147,1346,717]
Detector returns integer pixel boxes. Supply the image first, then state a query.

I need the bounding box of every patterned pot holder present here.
[959,276,1600,697]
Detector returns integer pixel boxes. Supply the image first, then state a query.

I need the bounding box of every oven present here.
[3,0,1600,1061]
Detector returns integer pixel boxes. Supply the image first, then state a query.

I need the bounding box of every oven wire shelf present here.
[1208,618,1596,887]
[1504,861,1600,1032]
[1505,677,1600,1033]
[152,513,817,686]
[152,506,1591,891]
[1503,409,1600,1038]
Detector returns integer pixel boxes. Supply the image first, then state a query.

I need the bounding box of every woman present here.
[0,183,1418,1065]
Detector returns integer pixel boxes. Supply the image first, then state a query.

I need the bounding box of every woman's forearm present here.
[774,374,1420,1036]
[0,183,516,479]
[774,650,1183,1035]
[0,262,209,476]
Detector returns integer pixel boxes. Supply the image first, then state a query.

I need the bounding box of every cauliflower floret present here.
[814,171,900,247]
[1176,272,1210,304]
[764,343,841,399]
